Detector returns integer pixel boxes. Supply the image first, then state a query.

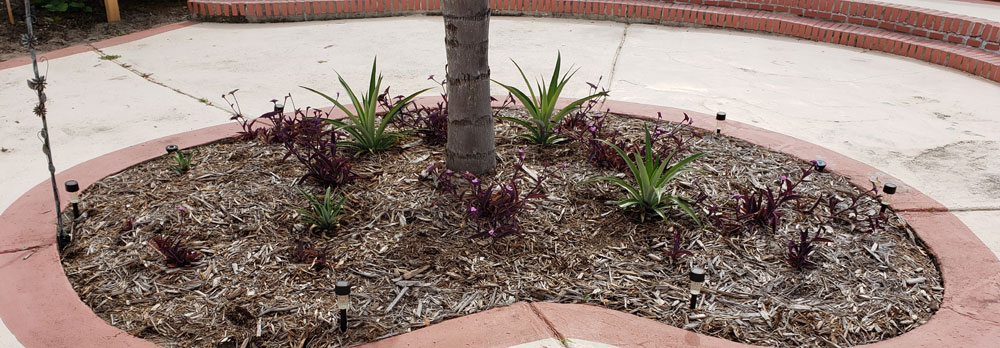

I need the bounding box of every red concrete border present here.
[1,97,998,347]
[185,0,1000,83]
[0,21,199,71]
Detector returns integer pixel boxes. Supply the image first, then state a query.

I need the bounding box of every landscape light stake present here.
[814,160,827,172]
[22,0,66,247]
[715,112,726,134]
[881,183,897,214]
[165,144,179,154]
[335,280,351,333]
[689,267,706,310]
[65,180,80,219]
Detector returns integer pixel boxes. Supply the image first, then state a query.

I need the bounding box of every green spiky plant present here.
[302,58,430,155]
[586,125,704,224]
[493,53,608,145]
[296,187,346,231]
[171,151,192,174]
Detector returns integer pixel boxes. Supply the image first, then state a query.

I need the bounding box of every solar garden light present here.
[814,160,827,173]
[689,267,706,310]
[65,180,80,219]
[274,103,285,113]
[165,145,179,154]
[335,280,351,333]
[715,112,726,134]
[881,183,897,214]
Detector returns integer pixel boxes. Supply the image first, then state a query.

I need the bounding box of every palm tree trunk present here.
[443,0,495,175]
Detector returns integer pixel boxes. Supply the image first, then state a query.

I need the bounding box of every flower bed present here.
[60,99,941,347]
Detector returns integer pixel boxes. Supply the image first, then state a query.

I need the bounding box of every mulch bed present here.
[60,109,942,348]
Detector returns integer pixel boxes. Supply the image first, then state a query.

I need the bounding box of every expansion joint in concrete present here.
[527,303,570,348]
[86,45,230,114]
[606,23,629,92]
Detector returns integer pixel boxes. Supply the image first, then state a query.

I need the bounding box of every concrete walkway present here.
[1,13,999,348]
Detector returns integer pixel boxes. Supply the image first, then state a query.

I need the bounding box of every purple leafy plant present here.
[271,107,356,188]
[787,230,832,271]
[389,77,449,145]
[733,167,812,234]
[292,240,327,271]
[564,111,700,172]
[150,235,200,268]
[428,150,557,238]
[222,90,278,141]
[664,228,693,261]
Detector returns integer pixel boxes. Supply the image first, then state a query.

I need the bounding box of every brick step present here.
[668,0,1000,53]
[186,0,1000,83]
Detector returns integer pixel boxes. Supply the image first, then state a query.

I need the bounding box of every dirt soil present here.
[0,0,188,62]
[60,108,943,348]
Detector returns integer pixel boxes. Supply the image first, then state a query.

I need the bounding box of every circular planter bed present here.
[59,102,942,348]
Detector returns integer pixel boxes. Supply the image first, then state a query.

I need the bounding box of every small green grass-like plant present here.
[302,58,430,155]
[171,151,192,174]
[587,125,704,224]
[493,53,608,145]
[296,187,346,231]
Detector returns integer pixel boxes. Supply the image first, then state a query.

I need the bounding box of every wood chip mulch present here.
[60,109,942,348]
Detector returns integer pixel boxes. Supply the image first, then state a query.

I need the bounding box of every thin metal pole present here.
[23,0,65,246]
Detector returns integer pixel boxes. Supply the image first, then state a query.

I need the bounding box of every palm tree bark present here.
[443,0,495,175]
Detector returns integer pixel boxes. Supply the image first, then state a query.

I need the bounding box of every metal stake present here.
[23,0,65,247]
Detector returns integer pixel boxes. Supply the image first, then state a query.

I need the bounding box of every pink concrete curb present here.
[0,97,997,347]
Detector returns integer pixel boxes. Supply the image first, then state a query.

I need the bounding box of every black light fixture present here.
[881,183,897,213]
[65,180,80,219]
[274,103,285,113]
[335,280,351,333]
[715,112,726,134]
[165,144,179,154]
[689,267,706,310]
[814,160,827,172]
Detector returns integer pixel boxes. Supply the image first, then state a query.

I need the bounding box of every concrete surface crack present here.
[939,207,1000,212]
[87,45,230,113]
[0,243,51,256]
[527,303,569,347]
[606,23,629,92]
[942,306,1000,326]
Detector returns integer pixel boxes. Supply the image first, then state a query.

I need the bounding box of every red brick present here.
[971,22,984,37]
[948,18,960,33]
[863,19,877,27]
[848,17,862,25]
[949,54,963,69]
[987,26,1000,43]
[960,20,972,35]
[986,43,1000,51]
[928,31,944,40]
[864,4,876,18]
[962,56,975,72]
[878,21,892,30]
[967,39,982,48]
[907,43,918,58]
[912,28,927,37]
[947,35,965,44]
[831,14,846,21]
